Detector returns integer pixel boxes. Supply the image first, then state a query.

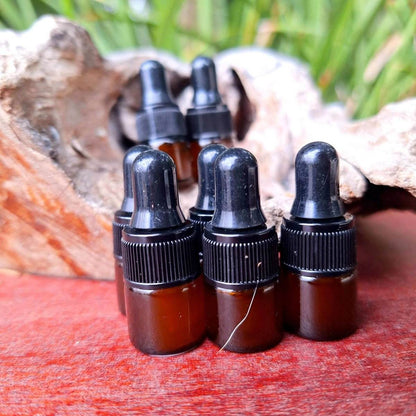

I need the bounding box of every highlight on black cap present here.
[189,143,227,257]
[140,60,174,108]
[211,147,266,230]
[193,143,227,212]
[136,60,187,142]
[122,149,199,289]
[281,141,356,277]
[120,144,151,213]
[186,56,232,140]
[130,149,185,230]
[203,147,279,288]
[291,141,345,220]
[191,56,222,107]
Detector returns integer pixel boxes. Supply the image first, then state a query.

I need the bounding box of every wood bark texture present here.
[0,17,415,278]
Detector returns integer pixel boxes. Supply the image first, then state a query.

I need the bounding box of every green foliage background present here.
[1,0,415,118]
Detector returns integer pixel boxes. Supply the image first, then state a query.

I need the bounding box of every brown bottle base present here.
[125,275,206,355]
[281,270,357,341]
[205,279,283,353]
[114,256,126,316]
[189,137,233,182]
[142,337,204,357]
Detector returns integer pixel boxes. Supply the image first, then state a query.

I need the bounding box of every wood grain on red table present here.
[0,210,415,415]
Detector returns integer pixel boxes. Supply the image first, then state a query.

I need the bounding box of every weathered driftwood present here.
[0,17,415,278]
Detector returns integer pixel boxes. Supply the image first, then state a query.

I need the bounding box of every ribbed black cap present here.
[136,60,187,143]
[121,149,199,288]
[281,141,356,276]
[203,148,279,288]
[113,144,151,257]
[189,144,227,254]
[186,56,233,141]
[112,214,130,258]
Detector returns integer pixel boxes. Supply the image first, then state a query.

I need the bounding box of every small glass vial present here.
[122,149,205,355]
[186,56,233,181]
[280,141,357,341]
[136,60,193,186]
[203,148,282,353]
[113,144,150,315]
[189,143,227,260]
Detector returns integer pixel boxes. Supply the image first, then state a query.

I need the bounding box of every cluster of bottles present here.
[133,57,233,186]
[113,58,357,356]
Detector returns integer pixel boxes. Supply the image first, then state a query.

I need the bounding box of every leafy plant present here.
[0,0,415,118]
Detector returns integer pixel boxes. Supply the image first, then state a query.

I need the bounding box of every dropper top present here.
[186,56,232,141]
[211,148,266,230]
[120,144,151,213]
[136,60,187,142]
[130,149,185,230]
[291,141,345,220]
[194,144,227,212]
[139,60,175,108]
[191,56,222,107]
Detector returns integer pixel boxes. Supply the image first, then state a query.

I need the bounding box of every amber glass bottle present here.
[189,143,227,259]
[186,56,233,181]
[113,144,150,315]
[121,149,204,355]
[203,148,282,353]
[136,60,193,186]
[280,141,357,341]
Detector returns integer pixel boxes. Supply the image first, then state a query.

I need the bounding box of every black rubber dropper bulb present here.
[290,141,344,220]
[121,149,205,355]
[203,147,282,353]
[189,143,227,258]
[113,144,151,315]
[129,149,184,230]
[280,141,357,341]
[136,60,193,185]
[186,56,233,181]
[140,60,173,108]
[191,56,223,107]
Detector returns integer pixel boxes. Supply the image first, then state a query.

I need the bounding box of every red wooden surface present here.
[0,209,415,415]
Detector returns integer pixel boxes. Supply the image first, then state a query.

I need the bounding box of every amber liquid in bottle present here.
[114,257,125,314]
[136,60,194,186]
[113,213,131,316]
[126,276,205,355]
[280,141,357,341]
[205,280,282,353]
[187,57,234,182]
[203,148,281,353]
[189,136,233,182]
[157,139,193,186]
[122,149,204,355]
[281,270,357,341]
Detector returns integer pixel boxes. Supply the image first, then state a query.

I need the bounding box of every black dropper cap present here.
[136,60,187,143]
[210,147,266,230]
[203,148,279,288]
[186,56,233,141]
[291,141,345,220]
[122,149,199,288]
[189,143,227,254]
[113,144,151,258]
[281,141,356,276]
